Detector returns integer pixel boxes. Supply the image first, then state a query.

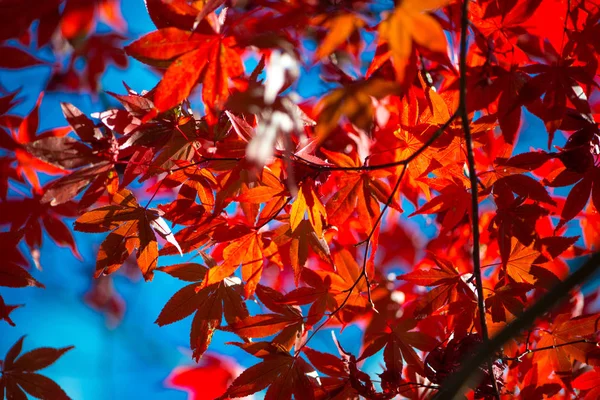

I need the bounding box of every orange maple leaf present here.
[312,12,366,61]
[534,313,600,373]
[378,0,449,81]
[125,27,243,119]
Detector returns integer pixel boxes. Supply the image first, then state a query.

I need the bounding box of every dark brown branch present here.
[293,112,458,172]
[166,156,243,174]
[458,0,500,397]
[433,251,600,399]
[169,116,459,175]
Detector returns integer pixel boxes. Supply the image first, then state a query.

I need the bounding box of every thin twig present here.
[293,107,459,357]
[359,164,409,309]
[295,164,408,356]
[143,178,166,209]
[166,156,243,174]
[168,117,459,175]
[503,339,595,362]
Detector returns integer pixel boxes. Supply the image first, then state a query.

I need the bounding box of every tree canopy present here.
[1,0,600,399]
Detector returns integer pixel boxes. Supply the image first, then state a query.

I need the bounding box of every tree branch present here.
[434,250,600,399]
[292,112,458,172]
[457,0,500,397]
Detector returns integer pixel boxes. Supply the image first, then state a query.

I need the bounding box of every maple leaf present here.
[533,313,600,373]
[202,223,281,298]
[377,0,448,81]
[519,49,595,141]
[0,46,47,69]
[0,0,61,43]
[410,178,471,232]
[312,12,366,61]
[74,189,181,281]
[398,254,475,319]
[360,317,438,373]
[0,94,70,189]
[159,216,227,256]
[0,294,21,326]
[484,281,532,323]
[84,275,126,327]
[36,103,120,207]
[553,166,600,229]
[323,148,402,234]
[425,334,505,397]
[234,166,290,228]
[0,231,44,288]
[133,115,205,180]
[125,26,244,118]
[0,336,73,400]
[495,150,555,173]
[290,178,327,238]
[464,66,529,144]
[490,197,549,264]
[303,347,358,400]
[165,354,237,400]
[282,250,370,326]
[144,0,215,32]
[0,194,81,264]
[60,0,125,40]
[159,160,218,217]
[498,237,563,290]
[224,285,305,351]
[316,78,399,141]
[155,261,249,361]
[217,342,316,400]
[573,368,600,400]
[272,219,332,286]
[0,90,21,116]
[493,173,556,206]
[502,239,542,285]
[516,361,562,400]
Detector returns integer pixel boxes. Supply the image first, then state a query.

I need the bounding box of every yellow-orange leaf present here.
[379,0,448,81]
[534,313,600,373]
[505,239,541,284]
[203,231,279,297]
[237,185,285,204]
[313,13,366,61]
[290,179,327,238]
[316,79,399,141]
